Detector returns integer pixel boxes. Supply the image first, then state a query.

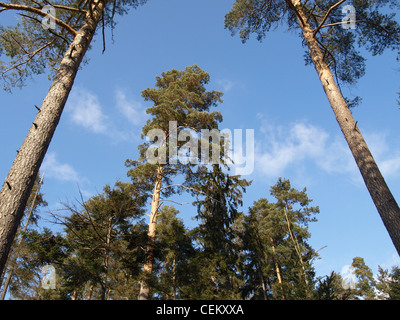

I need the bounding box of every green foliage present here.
[0,0,147,91]
[224,0,400,93]
[4,173,400,300]
[241,178,319,300]
[126,65,224,197]
[187,164,251,299]
[314,271,354,300]
[351,256,376,299]
[152,206,196,299]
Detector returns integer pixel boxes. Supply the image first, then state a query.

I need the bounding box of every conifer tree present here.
[243,178,319,299]
[52,183,146,300]
[225,0,400,255]
[351,256,376,299]
[187,164,251,299]
[152,205,195,300]
[0,0,147,276]
[315,271,354,300]
[125,65,223,300]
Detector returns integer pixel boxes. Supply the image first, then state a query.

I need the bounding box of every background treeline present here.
[1,175,399,300]
[1,64,400,301]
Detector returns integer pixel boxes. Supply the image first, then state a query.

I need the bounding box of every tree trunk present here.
[71,289,78,300]
[0,1,106,276]
[256,262,268,300]
[0,173,44,299]
[291,0,400,256]
[270,237,285,300]
[138,164,164,300]
[86,283,94,300]
[283,203,310,297]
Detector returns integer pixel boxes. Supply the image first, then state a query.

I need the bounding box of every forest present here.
[1,0,400,300]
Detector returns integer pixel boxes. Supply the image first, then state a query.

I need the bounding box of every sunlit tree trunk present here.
[270,237,285,300]
[138,164,164,300]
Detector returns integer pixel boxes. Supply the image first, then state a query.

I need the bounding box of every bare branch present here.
[313,0,346,35]
[51,4,87,13]
[319,20,400,41]
[159,199,189,206]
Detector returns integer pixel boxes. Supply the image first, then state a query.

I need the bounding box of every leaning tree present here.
[225,0,400,255]
[0,0,147,276]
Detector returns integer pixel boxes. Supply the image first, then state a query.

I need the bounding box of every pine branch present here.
[0,2,78,36]
[159,199,189,206]
[319,20,400,41]
[19,13,72,45]
[0,40,55,76]
[313,0,346,35]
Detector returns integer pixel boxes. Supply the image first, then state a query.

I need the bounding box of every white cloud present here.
[365,132,400,179]
[66,87,108,134]
[217,79,235,93]
[41,152,79,182]
[254,119,400,180]
[377,253,400,271]
[255,120,355,177]
[115,89,146,126]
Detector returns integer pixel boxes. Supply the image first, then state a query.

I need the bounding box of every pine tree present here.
[242,198,286,299]
[314,271,354,300]
[0,0,147,276]
[242,178,319,299]
[52,183,146,300]
[387,266,400,300]
[224,0,400,255]
[351,256,376,300]
[125,65,223,300]
[187,164,251,299]
[8,227,70,300]
[152,205,195,300]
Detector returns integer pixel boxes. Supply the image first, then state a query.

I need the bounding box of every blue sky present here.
[1,0,400,280]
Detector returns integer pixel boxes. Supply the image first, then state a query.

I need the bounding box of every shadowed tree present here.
[242,178,319,299]
[225,0,400,255]
[0,0,147,277]
[187,164,251,299]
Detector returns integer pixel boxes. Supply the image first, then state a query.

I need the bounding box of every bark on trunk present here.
[270,237,285,300]
[291,0,400,256]
[0,1,105,276]
[283,204,310,297]
[0,173,44,298]
[138,164,164,300]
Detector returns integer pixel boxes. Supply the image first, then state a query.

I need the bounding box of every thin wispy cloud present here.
[66,87,108,134]
[365,132,400,179]
[65,86,146,141]
[217,79,235,93]
[254,118,400,182]
[41,152,80,182]
[115,88,146,126]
